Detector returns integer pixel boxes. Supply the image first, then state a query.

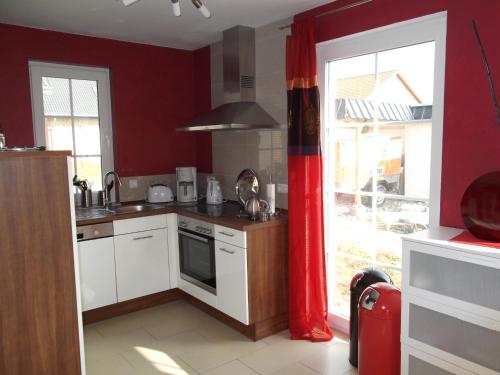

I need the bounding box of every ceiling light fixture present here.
[118,0,211,18]
[191,0,211,18]
[171,0,181,16]
[120,0,140,6]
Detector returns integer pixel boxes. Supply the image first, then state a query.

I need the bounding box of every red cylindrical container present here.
[358,282,401,375]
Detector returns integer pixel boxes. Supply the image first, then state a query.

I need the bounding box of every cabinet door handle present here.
[133,235,153,241]
[219,248,235,255]
[218,231,235,237]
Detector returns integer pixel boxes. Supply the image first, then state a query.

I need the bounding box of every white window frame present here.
[317,12,447,333]
[29,61,114,187]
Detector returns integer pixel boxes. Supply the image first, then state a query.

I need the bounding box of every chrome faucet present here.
[104,171,123,207]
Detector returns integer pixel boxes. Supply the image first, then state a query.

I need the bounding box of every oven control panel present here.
[178,215,214,236]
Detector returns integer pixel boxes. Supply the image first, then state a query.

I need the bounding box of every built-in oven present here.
[178,215,216,295]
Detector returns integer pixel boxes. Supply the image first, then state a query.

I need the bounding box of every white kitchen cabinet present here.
[166,213,180,288]
[78,237,117,311]
[113,214,167,235]
[215,240,249,324]
[215,224,247,248]
[114,228,170,302]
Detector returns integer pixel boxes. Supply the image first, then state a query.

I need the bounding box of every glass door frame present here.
[317,12,448,333]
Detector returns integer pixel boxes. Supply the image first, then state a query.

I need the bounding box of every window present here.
[30,62,114,192]
[317,13,447,331]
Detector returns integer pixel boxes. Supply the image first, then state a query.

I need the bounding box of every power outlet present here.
[128,179,138,189]
[277,184,288,194]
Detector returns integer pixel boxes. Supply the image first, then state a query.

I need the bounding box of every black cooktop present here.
[182,200,246,218]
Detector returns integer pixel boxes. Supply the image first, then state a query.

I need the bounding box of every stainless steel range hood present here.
[177,26,279,132]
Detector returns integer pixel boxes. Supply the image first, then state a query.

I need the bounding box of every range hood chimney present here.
[177,26,279,132]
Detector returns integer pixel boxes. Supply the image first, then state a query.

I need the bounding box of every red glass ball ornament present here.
[461,171,500,242]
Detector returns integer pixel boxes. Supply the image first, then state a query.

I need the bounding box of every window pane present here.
[74,118,102,155]
[379,267,402,289]
[375,198,429,268]
[44,117,74,152]
[333,192,372,259]
[332,255,372,316]
[42,77,71,116]
[328,53,376,126]
[71,79,99,117]
[75,156,103,191]
[363,124,406,199]
[378,42,435,104]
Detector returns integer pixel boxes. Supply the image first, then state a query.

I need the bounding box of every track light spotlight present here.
[192,0,211,18]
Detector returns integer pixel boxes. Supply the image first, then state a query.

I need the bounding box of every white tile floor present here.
[84,300,358,375]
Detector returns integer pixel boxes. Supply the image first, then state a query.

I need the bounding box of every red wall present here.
[0,23,212,175]
[297,0,500,228]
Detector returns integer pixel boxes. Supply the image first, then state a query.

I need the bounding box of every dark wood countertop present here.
[76,203,287,231]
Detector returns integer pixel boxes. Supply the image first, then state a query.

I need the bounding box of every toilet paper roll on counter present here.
[267,183,276,214]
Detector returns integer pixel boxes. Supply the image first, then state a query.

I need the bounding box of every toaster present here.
[147,184,174,203]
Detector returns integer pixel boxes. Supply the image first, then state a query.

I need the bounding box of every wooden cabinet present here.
[402,227,500,375]
[78,237,117,311]
[0,152,83,375]
[215,240,249,324]
[114,227,170,302]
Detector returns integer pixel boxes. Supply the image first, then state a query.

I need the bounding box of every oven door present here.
[178,228,216,294]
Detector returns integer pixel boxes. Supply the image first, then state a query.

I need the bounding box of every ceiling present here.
[0,0,333,50]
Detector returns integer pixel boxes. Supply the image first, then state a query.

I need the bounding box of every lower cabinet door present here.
[114,228,170,302]
[215,240,249,324]
[78,237,117,311]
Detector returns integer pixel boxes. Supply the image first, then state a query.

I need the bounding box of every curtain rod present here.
[279,0,373,30]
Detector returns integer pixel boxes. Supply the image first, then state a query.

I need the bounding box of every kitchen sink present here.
[110,203,164,214]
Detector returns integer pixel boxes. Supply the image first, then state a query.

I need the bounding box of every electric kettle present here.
[206,177,223,205]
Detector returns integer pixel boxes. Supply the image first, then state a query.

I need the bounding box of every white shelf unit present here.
[401,227,500,375]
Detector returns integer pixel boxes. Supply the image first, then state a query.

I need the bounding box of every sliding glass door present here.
[317,13,447,329]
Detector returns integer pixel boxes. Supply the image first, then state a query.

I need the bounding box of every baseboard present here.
[82,289,183,324]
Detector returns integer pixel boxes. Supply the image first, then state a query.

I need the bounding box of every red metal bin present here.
[358,282,401,375]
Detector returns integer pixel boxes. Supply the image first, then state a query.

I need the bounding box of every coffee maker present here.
[176,167,197,202]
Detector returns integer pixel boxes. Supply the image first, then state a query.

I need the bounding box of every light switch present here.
[128,179,138,189]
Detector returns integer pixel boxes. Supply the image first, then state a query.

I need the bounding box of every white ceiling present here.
[0,0,333,50]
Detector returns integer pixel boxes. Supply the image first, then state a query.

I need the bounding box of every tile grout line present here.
[176,355,202,375]
[297,360,323,375]
[236,358,261,374]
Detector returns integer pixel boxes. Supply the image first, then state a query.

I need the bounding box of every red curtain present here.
[286,18,333,342]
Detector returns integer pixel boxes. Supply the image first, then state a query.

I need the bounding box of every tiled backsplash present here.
[120,174,176,202]
[211,130,288,208]
[120,172,210,202]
